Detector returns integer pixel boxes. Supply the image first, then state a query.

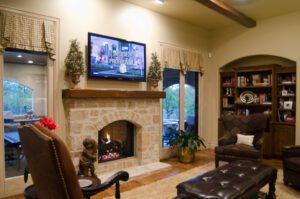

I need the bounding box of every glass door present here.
[184,71,199,134]
[3,49,48,178]
[162,68,180,148]
[162,68,199,148]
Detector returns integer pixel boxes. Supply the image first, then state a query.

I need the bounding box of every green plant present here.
[147,52,162,81]
[65,39,85,76]
[170,130,206,150]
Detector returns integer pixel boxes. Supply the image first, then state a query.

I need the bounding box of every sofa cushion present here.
[237,134,254,146]
[215,144,260,158]
[285,157,300,173]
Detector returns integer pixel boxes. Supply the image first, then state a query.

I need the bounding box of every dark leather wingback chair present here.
[19,124,129,199]
[215,113,268,167]
[282,145,300,188]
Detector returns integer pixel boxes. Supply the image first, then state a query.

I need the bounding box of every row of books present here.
[237,74,272,87]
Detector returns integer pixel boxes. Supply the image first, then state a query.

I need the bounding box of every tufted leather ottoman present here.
[176,160,277,199]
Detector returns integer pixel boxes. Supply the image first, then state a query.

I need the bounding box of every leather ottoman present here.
[175,160,277,199]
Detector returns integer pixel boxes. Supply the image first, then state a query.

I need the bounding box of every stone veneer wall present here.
[63,98,161,173]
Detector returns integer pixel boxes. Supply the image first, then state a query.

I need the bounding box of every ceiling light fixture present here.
[155,0,165,5]
[27,60,34,64]
[17,54,23,58]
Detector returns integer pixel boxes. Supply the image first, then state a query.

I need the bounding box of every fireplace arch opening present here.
[98,120,135,163]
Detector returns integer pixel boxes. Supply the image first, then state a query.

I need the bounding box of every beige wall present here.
[204,12,300,147]
[0,0,209,139]
[4,63,47,117]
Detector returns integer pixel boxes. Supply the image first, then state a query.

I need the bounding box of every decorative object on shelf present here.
[78,137,98,177]
[282,87,288,96]
[170,130,206,163]
[240,91,255,104]
[37,117,58,130]
[263,109,272,116]
[252,74,260,86]
[283,101,293,110]
[65,39,85,89]
[147,52,162,88]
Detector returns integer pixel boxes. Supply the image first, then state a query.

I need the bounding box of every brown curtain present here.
[0,10,56,60]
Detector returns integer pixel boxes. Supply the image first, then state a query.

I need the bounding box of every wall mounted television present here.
[88,32,146,81]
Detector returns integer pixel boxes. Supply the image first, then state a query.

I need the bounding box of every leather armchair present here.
[282,145,300,188]
[215,113,268,167]
[19,124,129,199]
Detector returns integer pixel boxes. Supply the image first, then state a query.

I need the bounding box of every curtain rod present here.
[159,41,201,53]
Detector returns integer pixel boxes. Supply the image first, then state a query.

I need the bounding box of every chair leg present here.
[115,181,120,199]
[215,158,219,168]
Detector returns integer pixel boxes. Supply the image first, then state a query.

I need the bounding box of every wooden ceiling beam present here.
[194,0,256,28]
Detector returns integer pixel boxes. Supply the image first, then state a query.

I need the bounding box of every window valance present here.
[0,10,56,60]
[161,44,204,74]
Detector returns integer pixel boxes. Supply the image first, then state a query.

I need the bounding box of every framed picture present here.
[283,101,293,110]
[282,90,288,96]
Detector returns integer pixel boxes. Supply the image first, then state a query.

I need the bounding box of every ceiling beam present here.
[194,0,256,28]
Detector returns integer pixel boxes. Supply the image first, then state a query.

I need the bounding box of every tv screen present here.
[88,33,146,81]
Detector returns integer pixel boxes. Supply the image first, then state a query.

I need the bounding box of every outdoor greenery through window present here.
[3,80,33,115]
[162,69,199,148]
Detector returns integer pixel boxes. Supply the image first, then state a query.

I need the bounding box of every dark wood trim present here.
[62,89,166,99]
[194,0,256,28]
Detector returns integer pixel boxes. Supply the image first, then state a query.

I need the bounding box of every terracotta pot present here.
[70,73,81,89]
[148,79,159,88]
[178,147,195,163]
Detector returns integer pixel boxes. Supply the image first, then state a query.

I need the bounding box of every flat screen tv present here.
[88,33,146,81]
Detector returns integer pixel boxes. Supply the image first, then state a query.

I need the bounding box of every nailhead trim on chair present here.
[50,139,70,199]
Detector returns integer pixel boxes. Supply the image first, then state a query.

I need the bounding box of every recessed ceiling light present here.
[155,0,165,5]
[17,54,23,58]
[27,60,34,64]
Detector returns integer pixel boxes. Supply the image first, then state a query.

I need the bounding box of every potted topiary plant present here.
[147,52,162,88]
[170,129,206,163]
[65,39,85,89]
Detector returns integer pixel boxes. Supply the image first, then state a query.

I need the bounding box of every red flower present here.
[38,117,58,130]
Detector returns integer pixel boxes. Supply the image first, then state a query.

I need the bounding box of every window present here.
[162,69,199,148]
[162,68,180,147]
[184,71,199,134]
[3,49,48,178]
[3,80,33,115]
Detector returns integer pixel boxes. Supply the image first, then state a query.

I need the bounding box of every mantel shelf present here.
[62,89,166,99]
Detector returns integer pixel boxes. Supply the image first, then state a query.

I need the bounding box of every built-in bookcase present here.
[219,64,296,157]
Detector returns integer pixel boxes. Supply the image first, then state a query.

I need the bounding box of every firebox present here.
[98,120,134,163]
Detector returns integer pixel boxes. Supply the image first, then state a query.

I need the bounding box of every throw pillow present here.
[236,134,254,146]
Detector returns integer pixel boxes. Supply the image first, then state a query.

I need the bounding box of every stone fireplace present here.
[98,120,134,163]
[63,89,165,174]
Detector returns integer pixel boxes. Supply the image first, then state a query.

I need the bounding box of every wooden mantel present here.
[62,89,166,99]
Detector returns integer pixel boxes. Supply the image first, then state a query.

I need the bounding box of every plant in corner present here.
[65,39,85,89]
[170,130,206,163]
[147,52,162,88]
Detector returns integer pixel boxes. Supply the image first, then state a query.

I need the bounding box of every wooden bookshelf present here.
[219,64,296,158]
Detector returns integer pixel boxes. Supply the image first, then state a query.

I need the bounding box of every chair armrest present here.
[81,171,129,198]
[253,137,263,150]
[218,133,236,146]
[282,145,300,158]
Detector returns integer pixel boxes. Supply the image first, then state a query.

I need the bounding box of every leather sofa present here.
[215,113,268,167]
[282,145,300,188]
